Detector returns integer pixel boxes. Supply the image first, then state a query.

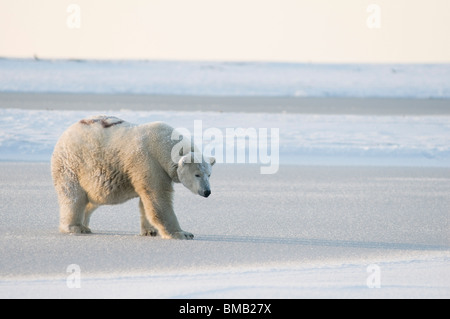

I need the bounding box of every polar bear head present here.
[177,152,216,198]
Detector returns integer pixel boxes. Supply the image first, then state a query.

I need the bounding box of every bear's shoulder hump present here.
[79,115,126,128]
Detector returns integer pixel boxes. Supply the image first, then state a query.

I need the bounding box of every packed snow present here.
[0,59,449,298]
[0,163,449,298]
[0,106,449,298]
[1,59,450,98]
[1,108,449,167]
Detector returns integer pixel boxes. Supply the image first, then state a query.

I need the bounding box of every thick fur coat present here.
[51,115,215,239]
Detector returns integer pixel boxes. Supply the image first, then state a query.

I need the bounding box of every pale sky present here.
[0,0,449,63]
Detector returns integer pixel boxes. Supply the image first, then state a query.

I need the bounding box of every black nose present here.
[203,190,211,198]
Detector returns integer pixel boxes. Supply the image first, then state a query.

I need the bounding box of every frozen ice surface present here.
[1,59,449,98]
[0,108,449,166]
[0,163,448,298]
[0,80,449,297]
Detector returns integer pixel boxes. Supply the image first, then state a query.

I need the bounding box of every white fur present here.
[51,116,215,240]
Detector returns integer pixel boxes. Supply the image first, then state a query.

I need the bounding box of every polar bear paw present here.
[60,225,92,234]
[140,229,158,237]
[170,231,194,240]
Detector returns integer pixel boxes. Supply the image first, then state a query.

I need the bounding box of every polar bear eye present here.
[195,174,201,178]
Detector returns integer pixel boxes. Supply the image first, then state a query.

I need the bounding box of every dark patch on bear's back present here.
[101,119,124,128]
[79,119,96,125]
[79,116,124,128]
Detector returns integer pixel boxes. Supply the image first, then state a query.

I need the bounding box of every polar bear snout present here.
[200,189,211,198]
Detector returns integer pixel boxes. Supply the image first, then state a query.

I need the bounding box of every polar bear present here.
[51,115,215,240]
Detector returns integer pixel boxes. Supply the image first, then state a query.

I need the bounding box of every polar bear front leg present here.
[139,199,158,237]
[139,192,194,240]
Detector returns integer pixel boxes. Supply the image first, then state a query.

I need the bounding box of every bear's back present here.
[74,115,135,145]
[53,115,134,163]
[78,115,125,129]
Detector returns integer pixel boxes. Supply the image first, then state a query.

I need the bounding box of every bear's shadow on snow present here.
[82,231,447,251]
[195,234,448,251]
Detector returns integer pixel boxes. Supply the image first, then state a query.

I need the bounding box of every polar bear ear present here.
[179,155,189,167]
[209,157,216,166]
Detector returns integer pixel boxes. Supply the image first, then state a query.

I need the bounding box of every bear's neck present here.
[138,122,183,184]
[153,152,181,184]
[168,162,180,183]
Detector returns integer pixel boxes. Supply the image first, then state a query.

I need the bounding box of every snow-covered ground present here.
[3,257,449,299]
[0,59,449,298]
[0,104,449,298]
[0,163,448,298]
[1,109,449,298]
[1,108,449,167]
[1,59,450,98]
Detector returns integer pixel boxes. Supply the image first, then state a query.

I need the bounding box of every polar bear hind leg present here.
[56,177,92,234]
[83,202,98,229]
